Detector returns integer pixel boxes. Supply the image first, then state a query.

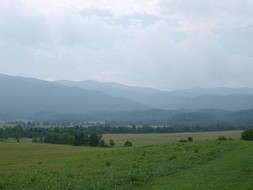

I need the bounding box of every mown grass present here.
[0,131,252,190]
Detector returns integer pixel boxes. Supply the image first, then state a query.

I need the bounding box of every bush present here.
[124,140,133,147]
[241,129,253,141]
[109,139,115,147]
[179,139,187,143]
[98,139,108,147]
[105,161,111,167]
[179,137,193,143]
[218,136,227,141]
[187,136,193,142]
[32,138,41,143]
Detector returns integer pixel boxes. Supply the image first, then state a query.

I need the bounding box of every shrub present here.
[98,139,108,147]
[179,139,187,143]
[187,136,193,142]
[179,137,193,143]
[218,136,227,141]
[105,161,111,167]
[109,139,115,147]
[124,140,133,147]
[241,129,253,141]
[32,138,40,143]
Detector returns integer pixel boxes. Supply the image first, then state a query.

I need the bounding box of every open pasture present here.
[103,130,242,146]
[0,131,252,190]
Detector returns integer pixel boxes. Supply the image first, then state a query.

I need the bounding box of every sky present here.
[0,0,253,90]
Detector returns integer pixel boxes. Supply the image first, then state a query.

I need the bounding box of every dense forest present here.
[24,109,253,125]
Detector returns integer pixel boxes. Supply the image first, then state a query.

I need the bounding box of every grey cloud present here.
[217,26,253,57]
[0,0,253,90]
[0,5,47,45]
[158,0,253,29]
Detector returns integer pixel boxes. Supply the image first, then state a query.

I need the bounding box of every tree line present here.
[1,124,252,146]
[0,122,250,139]
[0,125,115,147]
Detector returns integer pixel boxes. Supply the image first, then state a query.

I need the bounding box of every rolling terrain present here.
[0,132,252,190]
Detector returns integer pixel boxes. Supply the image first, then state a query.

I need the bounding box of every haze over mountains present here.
[57,80,253,111]
[0,73,147,119]
[1,73,253,123]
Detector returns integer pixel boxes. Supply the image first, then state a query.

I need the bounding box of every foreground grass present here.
[0,132,252,189]
[139,141,253,190]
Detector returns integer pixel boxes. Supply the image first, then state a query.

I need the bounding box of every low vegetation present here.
[124,140,133,147]
[179,136,193,143]
[0,127,252,189]
[0,134,252,189]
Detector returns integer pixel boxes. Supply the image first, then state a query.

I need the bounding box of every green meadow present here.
[103,130,242,146]
[0,131,252,190]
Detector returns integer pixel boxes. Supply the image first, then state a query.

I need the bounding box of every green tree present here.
[109,139,115,147]
[0,128,8,141]
[44,133,59,144]
[73,132,88,146]
[98,139,107,147]
[241,128,253,140]
[89,133,101,147]
[59,133,74,144]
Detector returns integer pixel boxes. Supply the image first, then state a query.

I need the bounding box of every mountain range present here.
[57,80,253,110]
[1,73,253,122]
[0,73,147,120]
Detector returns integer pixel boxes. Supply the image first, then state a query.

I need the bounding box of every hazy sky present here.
[0,0,253,90]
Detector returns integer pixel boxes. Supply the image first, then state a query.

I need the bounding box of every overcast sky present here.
[0,0,253,90]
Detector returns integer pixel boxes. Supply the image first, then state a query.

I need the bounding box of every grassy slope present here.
[0,132,252,190]
[140,141,253,190]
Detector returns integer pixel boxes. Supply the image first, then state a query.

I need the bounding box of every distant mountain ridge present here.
[165,87,253,97]
[0,73,147,119]
[1,73,253,121]
[57,80,160,103]
[57,79,253,111]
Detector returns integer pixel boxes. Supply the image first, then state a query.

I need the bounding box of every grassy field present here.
[141,140,253,190]
[103,130,242,146]
[0,131,252,190]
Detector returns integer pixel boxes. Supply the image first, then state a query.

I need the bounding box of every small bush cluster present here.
[124,140,133,147]
[32,137,43,143]
[218,136,227,141]
[179,136,193,143]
